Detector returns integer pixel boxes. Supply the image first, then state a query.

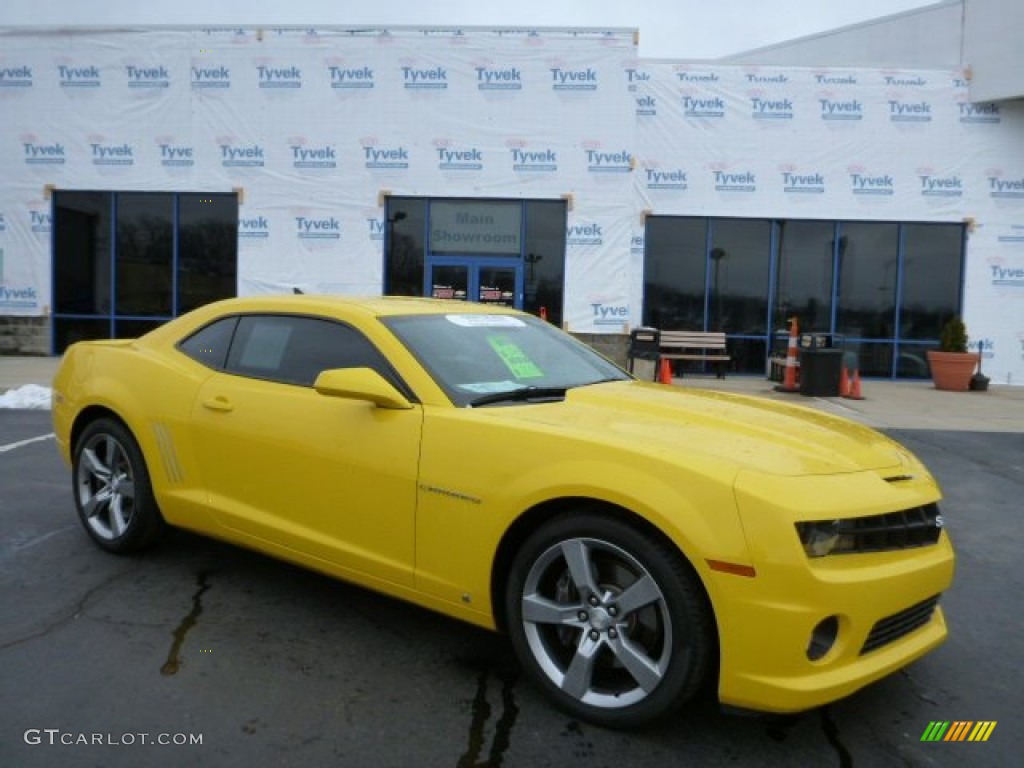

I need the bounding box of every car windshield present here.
[382,312,629,407]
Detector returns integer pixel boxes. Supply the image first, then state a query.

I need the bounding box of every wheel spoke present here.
[105,436,123,473]
[522,593,584,626]
[110,496,128,537]
[82,487,112,519]
[607,634,663,693]
[81,447,111,481]
[561,632,601,700]
[561,539,600,596]
[612,574,662,618]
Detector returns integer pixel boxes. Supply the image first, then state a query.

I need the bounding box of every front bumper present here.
[714,469,955,713]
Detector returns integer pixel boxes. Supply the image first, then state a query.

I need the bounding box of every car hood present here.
[482,380,906,477]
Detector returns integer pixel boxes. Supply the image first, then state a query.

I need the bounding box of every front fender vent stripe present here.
[152,423,184,484]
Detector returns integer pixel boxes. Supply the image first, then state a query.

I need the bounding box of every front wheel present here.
[73,417,165,553]
[505,512,713,728]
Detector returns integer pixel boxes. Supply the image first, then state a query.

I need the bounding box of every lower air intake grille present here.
[861,595,940,655]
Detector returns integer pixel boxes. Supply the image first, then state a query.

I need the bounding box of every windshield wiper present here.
[468,386,569,407]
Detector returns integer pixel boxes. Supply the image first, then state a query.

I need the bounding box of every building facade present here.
[1,18,1022,383]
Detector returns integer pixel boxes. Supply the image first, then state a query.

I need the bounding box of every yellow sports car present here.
[52,296,954,728]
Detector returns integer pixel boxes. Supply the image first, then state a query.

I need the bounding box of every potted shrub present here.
[926,316,980,391]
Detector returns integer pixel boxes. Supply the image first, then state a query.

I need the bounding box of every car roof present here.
[205,294,526,319]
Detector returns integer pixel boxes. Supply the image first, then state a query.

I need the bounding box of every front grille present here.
[797,503,944,556]
[841,503,943,553]
[861,595,940,655]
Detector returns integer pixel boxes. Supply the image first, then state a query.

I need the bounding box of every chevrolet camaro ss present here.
[52,296,954,727]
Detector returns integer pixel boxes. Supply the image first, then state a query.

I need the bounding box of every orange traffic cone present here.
[839,366,851,398]
[774,317,800,393]
[844,369,865,400]
[658,358,673,385]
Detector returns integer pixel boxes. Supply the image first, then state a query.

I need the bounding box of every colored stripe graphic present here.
[945,721,972,741]
[922,721,997,742]
[968,722,997,742]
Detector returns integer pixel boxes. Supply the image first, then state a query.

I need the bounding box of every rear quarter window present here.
[177,317,238,370]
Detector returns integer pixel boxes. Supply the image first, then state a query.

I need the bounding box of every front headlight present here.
[796,520,848,558]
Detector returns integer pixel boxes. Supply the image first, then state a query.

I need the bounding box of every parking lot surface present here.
[2,404,1022,767]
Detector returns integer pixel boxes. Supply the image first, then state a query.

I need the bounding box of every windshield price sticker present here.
[446,314,526,328]
[487,335,544,379]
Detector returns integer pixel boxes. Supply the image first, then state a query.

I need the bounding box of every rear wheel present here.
[505,512,713,728]
[73,418,164,553]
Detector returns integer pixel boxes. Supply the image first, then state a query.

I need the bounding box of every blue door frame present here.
[425,256,524,308]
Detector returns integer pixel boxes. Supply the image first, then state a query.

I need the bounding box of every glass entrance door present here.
[426,257,522,309]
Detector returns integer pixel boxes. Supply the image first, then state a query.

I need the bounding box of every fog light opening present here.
[807,616,839,661]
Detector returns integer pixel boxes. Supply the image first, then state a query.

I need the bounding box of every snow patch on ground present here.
[0,384,53,410]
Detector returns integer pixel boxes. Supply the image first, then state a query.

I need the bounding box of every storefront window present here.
[835,221,899,340]
[384,196,566,325]
[707,218,771,335]
[899,223,964,340]
[642,217,707,330]
[52,190,237,353]
[774,220,835,333]
[643,215,965,378]
[54,192,112,316]
[522,200,566,327]
[179,194,239,314]
[116,193,174,317]
[384,198,426,298]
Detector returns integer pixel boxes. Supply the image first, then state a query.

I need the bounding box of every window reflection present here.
[643,217,707,329]
[900,224,963,340]
[52,190,239,353]
[775,220,834,333]
[116,193,174,316]
[835,222,899,340]
[54,192,111,315]
[179,193,238,313]
[708,219,771,334]
[522,200,566,327]
[385,198,425,297]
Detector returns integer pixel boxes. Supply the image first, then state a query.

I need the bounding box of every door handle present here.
[201,396,234,413]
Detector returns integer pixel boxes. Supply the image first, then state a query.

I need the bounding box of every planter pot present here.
[927,350,980,391]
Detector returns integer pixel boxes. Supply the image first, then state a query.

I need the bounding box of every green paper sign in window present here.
[487,335,544,379]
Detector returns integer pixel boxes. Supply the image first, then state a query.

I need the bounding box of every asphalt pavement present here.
[1,357,1022,767]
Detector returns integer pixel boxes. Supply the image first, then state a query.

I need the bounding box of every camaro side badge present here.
[418,483,482,505]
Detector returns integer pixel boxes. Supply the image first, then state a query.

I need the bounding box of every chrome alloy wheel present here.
[520,537,672,709]
[76,433,137,541]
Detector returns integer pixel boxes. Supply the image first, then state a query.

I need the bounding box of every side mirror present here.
[313,368,413,410]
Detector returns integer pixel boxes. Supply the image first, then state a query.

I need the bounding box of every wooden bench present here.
[768,354,789,382]
[659,331,731,378]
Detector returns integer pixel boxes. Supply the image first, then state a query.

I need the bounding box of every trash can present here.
[799,348,844,396]
[628,327,660,381]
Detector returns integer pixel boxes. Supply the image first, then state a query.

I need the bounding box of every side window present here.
[225,315,392,387]
[177,317,238,370]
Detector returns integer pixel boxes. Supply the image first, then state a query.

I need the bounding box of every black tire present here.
[504,511,713,728]
[72,417,165,553]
